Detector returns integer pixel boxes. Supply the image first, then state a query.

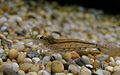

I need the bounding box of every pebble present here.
[12,42,25,51]
[105,66,114,72]
[19,63,33,72]
[18,70,25,75]
[95,69,111,75]
[0,53,7,60]
[116,60,120,65]
[28,64,40,72]
[63,52,71,61]
[32,57,40,63]
[51,53,63,60]
[51,60,64,73]
[113,65,120,71]
[112,71,120,75]
[45,61,52,73]
[79,66,91,75]
[0,48,4,53]
[81,55,90,64]
[86,64,93,70]
[54,73,66,75]
[93,60,100,69]
[68,64,81,75]
[70,51,80,59]
[42,56,50,64]
[9,49,18,59]
[26,72,37,75]
[95,54,109,61]
[17,52,26,63]
[66,73,74,75]
[24,58,32,63]
[0,17,7,24]
[27,51,39,59]
[38,70,50,75]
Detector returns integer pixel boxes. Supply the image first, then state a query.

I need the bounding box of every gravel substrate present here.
[0,0,120,75]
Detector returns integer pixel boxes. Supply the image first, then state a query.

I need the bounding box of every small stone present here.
[54,73,66,75]
[12,42,25,51]
[51,53,62,60]
[116,60,120,65]
[26,72,37,75]
[24,58,32,63]
[86,64,93,70]
[95,69,111,75]
[95,54,109,61]
[19,63,33,72]
[79,66,91,75]
[32,57,40,63]
[17,52,26,63]
[93,60,100,69]
[81,55,90,64]
[27,51,39,59]
[112,71,120,75]
[68,64,81,75]
[0,17,7,24]
[45,61,52,73]
[63,52,71,61]
[114,65,120,71]
[0,48,4,53]
[42,56,50,64]
[105,66,113,72]
[51,60,64,73]
[28,64,40,72]
[9,49,18,59]
[18,70,25,75]
[66,73,73,75]
[70,51,80,59]
[12,62,19,72]
[38,70,50,75]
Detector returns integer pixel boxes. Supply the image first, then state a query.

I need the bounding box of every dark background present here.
[46,0,120,15]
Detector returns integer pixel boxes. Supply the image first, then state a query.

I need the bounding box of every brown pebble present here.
[17,52,26,63]
[63,52,71,61]
[51,60,64,73]
[70,51,80,59]
[9,49,18,59]
[20,63,33,72]
[28,64,40,72]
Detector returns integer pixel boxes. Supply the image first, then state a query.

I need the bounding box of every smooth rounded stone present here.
[19,63,33,72]
[9,49,18,59]
[32,57,40,63]
[0,17,7,24]
[79,66,91,75]
[28,64,40,72]
[38,70,50,75]
[105,66,114,72]
[27,51,39,59]
[0,53,7,60]
[18,70,25,75]
[86,64,93,70]
[17,52,26,63]
[45,61,52,73]
[113,65,120,72]
[110,57,115,62]
[70,51,80,59]
[42,56,50,64]
[2,63,19,75]
[25,41,34,47]
[112,71,120,75]
[93,60,100,69]
[26,72,37,75]
[116,60,120,65]
[66,73,73,75]
[0,58,3,65]
[95,69,111,75]
[95,54,109,61]
[0,48,4,53]
[24,58,32,63]
[12,62,19,72]
[51,60,64,73]
[81,55,90,64]
[51,53,62,60]
[68,64,81,75]
[12,42,25,51]
[63,52,71,61]
[54,73,66,75]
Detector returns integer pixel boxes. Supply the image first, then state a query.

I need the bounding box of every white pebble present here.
[0,17,7,24]
[66,73,74,75]
[0,48,4,53]
[114,65,120,71]
[32,57,40,63]
[12,62,19,72]
[105,66,113,72]
[116,60,120,65]
[38,70,50,75]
